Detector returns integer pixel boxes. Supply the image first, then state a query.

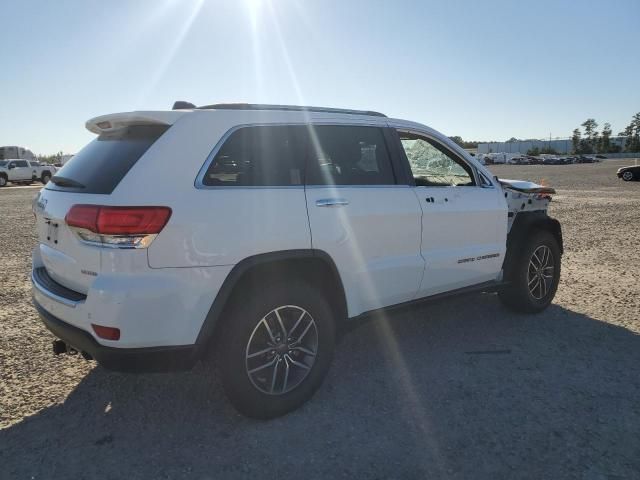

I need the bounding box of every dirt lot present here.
[1,160,639,479]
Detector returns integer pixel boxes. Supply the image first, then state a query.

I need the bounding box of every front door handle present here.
[316,198,349,207]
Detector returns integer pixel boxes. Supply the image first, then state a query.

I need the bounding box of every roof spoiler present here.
[85,111,187,134]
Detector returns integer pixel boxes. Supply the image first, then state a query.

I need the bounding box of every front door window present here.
[399,134,475,187]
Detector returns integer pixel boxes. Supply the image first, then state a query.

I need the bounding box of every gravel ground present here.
[1,160,639,479]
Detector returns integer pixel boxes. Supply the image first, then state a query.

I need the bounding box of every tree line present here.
[36,151,67,164]
[572,112,640,154]
[448,111,640,155]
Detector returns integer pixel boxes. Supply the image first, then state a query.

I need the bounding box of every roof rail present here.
[194,103,387,117]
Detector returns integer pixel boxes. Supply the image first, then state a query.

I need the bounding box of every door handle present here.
[316,198,349,207]
[425,196,449,204]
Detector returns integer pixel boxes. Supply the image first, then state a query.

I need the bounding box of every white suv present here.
[32,102,563,418]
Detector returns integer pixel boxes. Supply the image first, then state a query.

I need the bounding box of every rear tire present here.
[499,230,561,313]
[41,172,51,184]
[215,281,336,419]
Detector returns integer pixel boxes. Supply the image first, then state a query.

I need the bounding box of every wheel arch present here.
[502,211,563,281]
[194,249,348,356]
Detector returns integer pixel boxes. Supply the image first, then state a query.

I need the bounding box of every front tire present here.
[215,281,336,419]
[621,171,634,182]
[499,230,561,313]
[41,172,51,184]
[0,175,7,187]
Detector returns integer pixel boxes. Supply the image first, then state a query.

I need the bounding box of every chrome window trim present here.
[305,184,410,189]
[194,121,395,190]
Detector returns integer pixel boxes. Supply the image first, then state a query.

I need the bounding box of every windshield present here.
[0,161,6,167]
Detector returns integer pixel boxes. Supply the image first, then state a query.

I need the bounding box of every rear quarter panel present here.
[111,111,312,268]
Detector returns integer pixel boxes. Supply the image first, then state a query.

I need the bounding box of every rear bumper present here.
[34,299,198,372]
[31,244,233,349]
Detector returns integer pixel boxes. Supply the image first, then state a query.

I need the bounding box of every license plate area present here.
[44,218,60,246]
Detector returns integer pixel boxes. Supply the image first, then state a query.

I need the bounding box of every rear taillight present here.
[65,205,171,249]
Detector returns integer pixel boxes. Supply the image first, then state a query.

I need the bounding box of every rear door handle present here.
[426,196,449,204]
[316,198,349,207]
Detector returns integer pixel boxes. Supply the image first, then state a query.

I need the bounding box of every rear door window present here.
[305,126,395,185]
[202,125,307,187]
[47,125,168,194]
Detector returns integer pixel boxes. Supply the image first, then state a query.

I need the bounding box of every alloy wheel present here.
[527,245,555,300]
[245,305,318,395]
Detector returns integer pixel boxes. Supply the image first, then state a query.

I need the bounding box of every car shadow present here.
[2,294,640,479]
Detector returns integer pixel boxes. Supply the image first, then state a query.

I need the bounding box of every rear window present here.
[202,126,306,187]
[47,125,168,194]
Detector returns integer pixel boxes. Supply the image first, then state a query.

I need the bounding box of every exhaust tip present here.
[52,339,67,355]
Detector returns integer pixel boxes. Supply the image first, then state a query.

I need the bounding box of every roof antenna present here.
[172,101,196,110]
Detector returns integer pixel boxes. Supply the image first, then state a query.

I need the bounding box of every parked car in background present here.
[0,160,55,186]
[617,165,640,181]
[577,155,597,163]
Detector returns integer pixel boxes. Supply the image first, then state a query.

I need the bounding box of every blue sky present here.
[1,0,638,154]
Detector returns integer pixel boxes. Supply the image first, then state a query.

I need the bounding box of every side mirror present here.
[8,164,15,169]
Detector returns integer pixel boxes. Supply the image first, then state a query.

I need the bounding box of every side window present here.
[30,161,40,167]
[16,160,29,167]
[398,133,475,187]
[202,126,306,187]
[306,126,395,185]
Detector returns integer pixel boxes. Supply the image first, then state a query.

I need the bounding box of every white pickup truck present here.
[0,160,55,186]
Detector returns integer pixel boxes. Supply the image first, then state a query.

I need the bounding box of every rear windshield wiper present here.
[50,176,85,189]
